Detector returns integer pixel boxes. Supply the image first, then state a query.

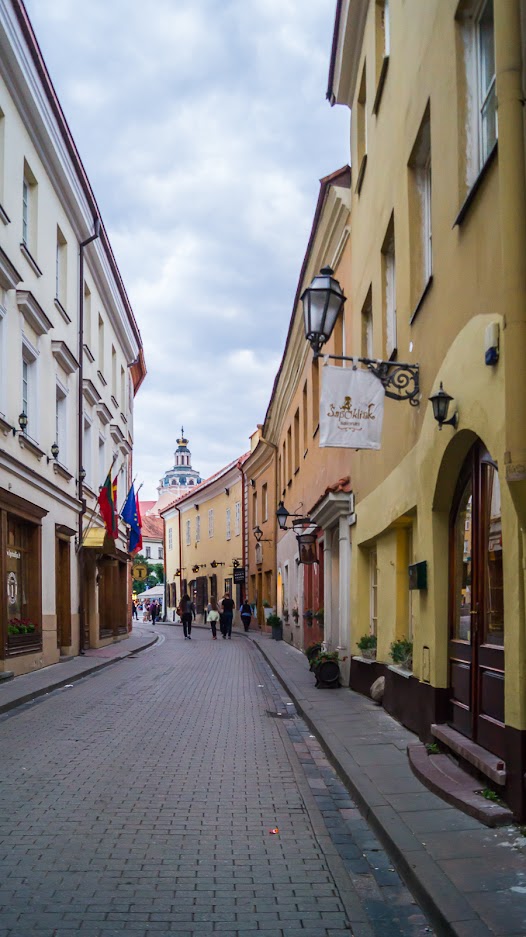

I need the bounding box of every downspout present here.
[77,219,100,653]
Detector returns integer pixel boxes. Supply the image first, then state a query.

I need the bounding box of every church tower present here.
[157,428,202,501]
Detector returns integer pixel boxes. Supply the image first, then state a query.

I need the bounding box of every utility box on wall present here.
[408,561,427,591]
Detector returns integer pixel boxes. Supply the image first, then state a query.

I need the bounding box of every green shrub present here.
[357,633,377,651]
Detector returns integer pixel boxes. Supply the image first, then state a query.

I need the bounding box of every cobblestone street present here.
[0,627,433,937]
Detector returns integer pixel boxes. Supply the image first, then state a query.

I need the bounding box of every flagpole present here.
[79,455,121,552]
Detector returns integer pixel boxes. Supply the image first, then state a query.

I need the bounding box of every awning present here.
[82,528,118,555]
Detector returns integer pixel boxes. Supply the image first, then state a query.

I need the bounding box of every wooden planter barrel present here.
[306,643,323,669]
[314,659,341,688]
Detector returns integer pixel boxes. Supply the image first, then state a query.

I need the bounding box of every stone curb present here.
[251,636,492,937]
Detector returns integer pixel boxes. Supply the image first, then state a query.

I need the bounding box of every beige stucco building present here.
[0,1,145,675]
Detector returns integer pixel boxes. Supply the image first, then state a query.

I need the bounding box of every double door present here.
[449,442,505,757]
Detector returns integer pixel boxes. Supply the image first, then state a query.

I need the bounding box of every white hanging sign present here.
[319,364,385,449]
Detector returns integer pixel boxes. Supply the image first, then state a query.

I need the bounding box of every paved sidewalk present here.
[249,632,526,937]
[0,623,159,715]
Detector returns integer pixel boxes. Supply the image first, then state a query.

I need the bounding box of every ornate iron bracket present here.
[316,354,420,405]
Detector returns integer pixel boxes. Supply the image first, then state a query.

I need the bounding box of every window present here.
[120,366,125,408]
[22,160,38,254]
[262,483,268,523]
[281,441,286,492]
[111,345,117,397]
[196,515,201,542]
[22,338,38,438]
[302,382,308,455]
[382,215,396,358]
[55,383,67,461]
[293,410,299,473]
[373,0,390,113]
[159,546,163,560]
[252,491,258,528]
[83,416,92,488]
[168,527,173,551]
[98,315,105,373]
[98,435,105,486]
[235,501,241,536]
[208,508,214,538]
[0,107,5,205]
[287,426,292,482]
[356,63,367,191]
[0,291,6,413]
[370,548,378,635]
[408,105,432,311]
[361,287,373,358]
[186,519,191,546]
[477,0,496,163]
[84,283,92,350]
[226,507,231,540]
[56,227,67,307]
[311,357,319,433]
[145,545,151,559]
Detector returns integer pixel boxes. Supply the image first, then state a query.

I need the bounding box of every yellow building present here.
[162,455,247,623]
[323,0,526,819]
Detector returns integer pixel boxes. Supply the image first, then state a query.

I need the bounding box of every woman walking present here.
[207,597,220,640]
[240,599,252,632]
[178,592,195,640]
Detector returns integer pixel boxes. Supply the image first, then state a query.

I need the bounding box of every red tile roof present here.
[309,476,351,515]
[140,514,164,540]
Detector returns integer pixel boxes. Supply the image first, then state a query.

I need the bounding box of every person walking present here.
[220,593,235,639]
[207,597,220,640]
[132,600,138,620]
[151,600,158,624]
[178,592,195,639]
[240,599,252,632]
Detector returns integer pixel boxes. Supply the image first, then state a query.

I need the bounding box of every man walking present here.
[220,593,235,639]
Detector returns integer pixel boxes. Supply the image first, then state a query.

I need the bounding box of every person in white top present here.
[207,596,220,640]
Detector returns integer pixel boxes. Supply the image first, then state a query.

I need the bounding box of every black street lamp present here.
[301,266,346,355]
[429,382,458,430]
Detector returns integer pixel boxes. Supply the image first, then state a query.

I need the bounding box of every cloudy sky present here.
[25,0,348,499]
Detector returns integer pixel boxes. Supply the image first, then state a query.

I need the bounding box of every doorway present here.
[55,535,72,649]
[449,441,505,757]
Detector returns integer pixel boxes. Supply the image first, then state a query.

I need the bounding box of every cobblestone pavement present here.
[0,626,434,937]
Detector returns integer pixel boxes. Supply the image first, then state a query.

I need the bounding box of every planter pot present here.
[306,643,323,670]
[7,632,41,655]
[313,659,341,689]
[271,624,283,641]
[359,647,377,661]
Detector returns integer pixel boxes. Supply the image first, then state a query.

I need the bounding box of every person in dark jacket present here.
[220,593,235,639]
[240,600,252,632]
[178,593,195,639]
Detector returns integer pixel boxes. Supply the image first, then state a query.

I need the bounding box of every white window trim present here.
[83,413,93,489]
[235,501,241,536]
[22,334,39,440]
[196,515,201,543]
[208,508,214,538]
[226,507,231,541]
[56,378,68,465]
[186,519,191,547]
[0,292,6,415]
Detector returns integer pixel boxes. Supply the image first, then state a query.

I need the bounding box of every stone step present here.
[408,742,513,828]
[431,723,506,785]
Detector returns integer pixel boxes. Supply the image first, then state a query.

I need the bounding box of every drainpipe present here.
[77,218,100,653]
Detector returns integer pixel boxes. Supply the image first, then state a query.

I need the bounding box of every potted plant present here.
[292,606,299,623]
[311,650,343,689]
[267,613,283,641]
[390,637,413,670]
[357,633,377,660]
[283,606,290,623]
[314,607,324,626]
[305,641,323,669]
[262,600,274,622]
[303,609,314,626]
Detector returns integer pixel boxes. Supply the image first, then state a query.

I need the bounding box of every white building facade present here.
[0,1,146,675]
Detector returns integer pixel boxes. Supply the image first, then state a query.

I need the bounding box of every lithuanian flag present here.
[98,469,118,539]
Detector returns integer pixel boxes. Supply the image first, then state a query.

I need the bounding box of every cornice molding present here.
[51,340,79,374]
[0,447,81,512]
[82,378,101,407]
[0,244,22,290]
[96,401,112,425]
[16,289,52,335]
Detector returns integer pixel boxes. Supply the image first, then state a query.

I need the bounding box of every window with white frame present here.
[356,62,367,190]
[408,105,432,308]
[158,546,163,560]
[477,0,496,165]
[55,382,67,462]
[361,287,373,359]
[98,314,105,373]
[98,435,106,486]
[84,283,92,350]
[145,545,151,559]
[0,107,5,205]
[168,527,173,551]
[83,416,92,488]
[196,515,201,542]
[0,290,6,414]
[382,215,396,358]
[457,0,496,189]
[22,337,38,438]
[208,508,214,538]
[22,160,38,254]
[370,548,378,636]
[185,519,191,546]
[373,0,390,113]
[235,501,241,536]
[262,483,268,522]
[226,507,231,540]
[56,227,67,307]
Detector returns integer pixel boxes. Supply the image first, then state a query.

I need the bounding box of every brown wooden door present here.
[449,442,505,757]
[55,536,71,649]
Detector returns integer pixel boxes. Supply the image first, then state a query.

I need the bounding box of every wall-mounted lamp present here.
[18,411,28,433]
[47,441,60,463]
[224,487,230,496]
[194,503,199,510]
[210,560,225,568]
[192,564,200,573]
[429,383,458,430]
[175,567,185,577]
[232,559,241,568]
[250,479,256,487]
[253,525,271,543]
[276,501,309,531]
[79,467,87,482]
[276,501,318,565]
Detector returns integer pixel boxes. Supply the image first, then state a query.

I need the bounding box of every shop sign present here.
[132,563,148,581]
[7,549,21,560]
[320,365,385,449]
[233,567,245,584]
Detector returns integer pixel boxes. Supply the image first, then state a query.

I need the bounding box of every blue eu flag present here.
[121,484,142,555]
